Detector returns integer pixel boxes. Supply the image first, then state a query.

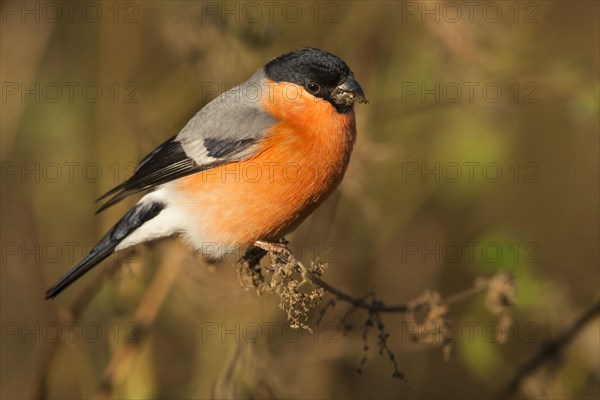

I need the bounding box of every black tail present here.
[45,201,165,299]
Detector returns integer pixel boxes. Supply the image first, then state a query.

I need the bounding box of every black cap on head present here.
[265,47,366,114]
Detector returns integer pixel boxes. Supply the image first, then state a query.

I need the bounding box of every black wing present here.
[95,136,215,213]
[95,135,261,213]
[95,70,276,213]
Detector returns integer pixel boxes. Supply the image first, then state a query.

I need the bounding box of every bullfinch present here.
[45,47,367,299]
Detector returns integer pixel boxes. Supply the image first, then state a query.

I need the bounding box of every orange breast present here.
[173,80,356,253]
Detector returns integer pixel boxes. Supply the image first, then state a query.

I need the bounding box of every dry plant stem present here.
[306,266,490,314]
[253,242,492,314]
[94,246,184,399]
[254,240,289,253]
[31,248,135,400]
[251,245,515,382]
[499,299,600,399]
[305,272,409,312]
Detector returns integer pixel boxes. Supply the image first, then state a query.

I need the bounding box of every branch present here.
[499,299,600,399]
[243,242,516,381]
[305,270,490,314]
[247,241,493,315]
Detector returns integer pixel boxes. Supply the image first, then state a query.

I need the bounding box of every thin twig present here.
[305,270,489,314]
[499,299,600,399]
[250,243,492,315]
[305,272,406,312]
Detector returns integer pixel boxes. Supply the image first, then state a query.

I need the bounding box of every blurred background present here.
[1,1,598,399]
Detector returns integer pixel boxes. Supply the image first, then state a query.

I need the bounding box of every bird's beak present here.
[332,76,368,106]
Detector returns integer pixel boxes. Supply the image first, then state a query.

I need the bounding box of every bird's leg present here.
[254,239,292,264]
[254,238,313,286]
[239,245,267,267]
[241,237,288,264]
[254,239,288,253]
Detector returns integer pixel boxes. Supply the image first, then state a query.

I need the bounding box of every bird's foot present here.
[254,239,289,254]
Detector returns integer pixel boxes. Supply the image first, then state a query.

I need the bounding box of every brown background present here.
[1,1,598,399]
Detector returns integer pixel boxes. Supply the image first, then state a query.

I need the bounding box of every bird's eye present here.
[306,82,320,94]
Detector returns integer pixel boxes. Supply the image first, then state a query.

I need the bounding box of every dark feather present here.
[95,71,276,213]
[95,136,213,213]
[45,201,165,299]
[204,137,257,158]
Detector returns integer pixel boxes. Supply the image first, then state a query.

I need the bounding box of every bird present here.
[45,47,367,299]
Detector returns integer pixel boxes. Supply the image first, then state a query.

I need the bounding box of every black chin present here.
[328,100,354,114]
